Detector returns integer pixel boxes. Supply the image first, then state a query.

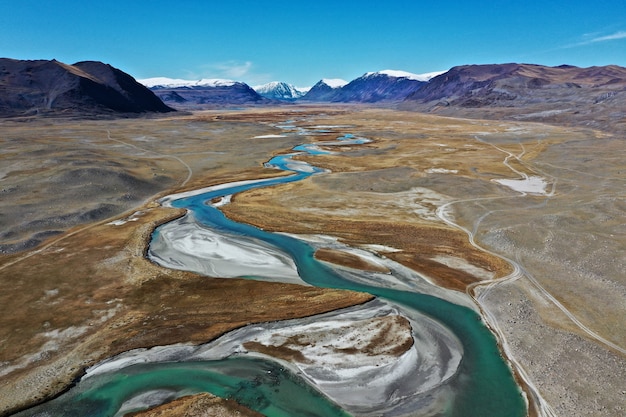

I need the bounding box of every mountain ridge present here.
[138,77,270,109]
[401,62,626,131]
[300,70,433,102]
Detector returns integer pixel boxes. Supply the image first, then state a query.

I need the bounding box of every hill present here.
[402,63,626,131]
[0,59,174,117]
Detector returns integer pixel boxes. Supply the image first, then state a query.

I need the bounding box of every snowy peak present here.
[326,70,428,103]
[321,78,348,88]
[300,78,348,101]
[138,77,238,89]
[253,81,308,100]
[364,69,445,82]
[139,77,268,109]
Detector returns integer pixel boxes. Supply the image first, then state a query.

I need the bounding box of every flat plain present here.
[1,107,624,416]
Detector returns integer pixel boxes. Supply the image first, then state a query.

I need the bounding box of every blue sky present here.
[1,0,625,87]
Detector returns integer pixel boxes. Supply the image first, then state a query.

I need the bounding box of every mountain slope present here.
[0,59,174,117]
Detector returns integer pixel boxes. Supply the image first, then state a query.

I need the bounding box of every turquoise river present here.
[15,130,527,417]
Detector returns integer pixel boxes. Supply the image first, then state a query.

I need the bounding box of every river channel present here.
[15,123,527,417]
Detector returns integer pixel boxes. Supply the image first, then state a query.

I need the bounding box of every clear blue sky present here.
[1,0,625,87]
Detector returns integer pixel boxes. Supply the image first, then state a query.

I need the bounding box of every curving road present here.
[436,134,626,417]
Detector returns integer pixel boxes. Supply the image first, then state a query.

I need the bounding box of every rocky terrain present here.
[0,59,174,117]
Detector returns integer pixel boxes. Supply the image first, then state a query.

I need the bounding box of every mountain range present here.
[1,58,625,131]
[141,77,271,109]
[0,58,173,117]
[306,70,432,103]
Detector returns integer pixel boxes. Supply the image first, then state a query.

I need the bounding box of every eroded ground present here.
[1,107,625,416]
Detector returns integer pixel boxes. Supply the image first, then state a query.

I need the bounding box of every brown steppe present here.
[1,106,625,416]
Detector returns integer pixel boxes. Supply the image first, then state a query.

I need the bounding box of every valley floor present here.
[0,107,624,416]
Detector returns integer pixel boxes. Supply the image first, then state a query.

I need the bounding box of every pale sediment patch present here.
[300,233,478,311]
[148,214,303,284]
[493,176,548,195]
[293,186,450,223]
[315,247,391,273]
[252,134,286,139]
[431,254,495,281]
[157,176,291,207]
[0,326,89,378]
[85,300,464,417]
[210,194,232,208]
[107,210,144,226]
[425,168,459,174]
[358,243,402,253]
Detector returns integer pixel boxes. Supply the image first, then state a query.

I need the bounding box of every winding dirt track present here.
[107,129,194,186]
[0,129,195,275]
[436,135,626,417]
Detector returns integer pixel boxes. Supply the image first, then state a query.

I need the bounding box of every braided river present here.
[16,124,526,417]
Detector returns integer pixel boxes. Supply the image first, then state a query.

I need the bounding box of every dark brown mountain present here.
[402,63,626,132]
[0,58,174,117]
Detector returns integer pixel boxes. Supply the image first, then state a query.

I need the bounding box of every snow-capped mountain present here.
[253,81,309,100]
[364,70,445,82]
[320,78,348,88]
[138,77,238,88]
[138,77,269,109]
[137,69,445,106]
[300,78,348,101]
[302,70,431,103]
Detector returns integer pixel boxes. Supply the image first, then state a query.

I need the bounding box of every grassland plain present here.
[1,107,624,416]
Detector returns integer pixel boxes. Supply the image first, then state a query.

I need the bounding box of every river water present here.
[15,127,527,417]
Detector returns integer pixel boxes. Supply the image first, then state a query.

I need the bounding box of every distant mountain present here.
[300,71,440,103]
[253,81,308,100]
[139,77,270,109]
[329,70,429,102]
[300,78,348,101]
[401,63,626,131]
[0,59,174,117]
